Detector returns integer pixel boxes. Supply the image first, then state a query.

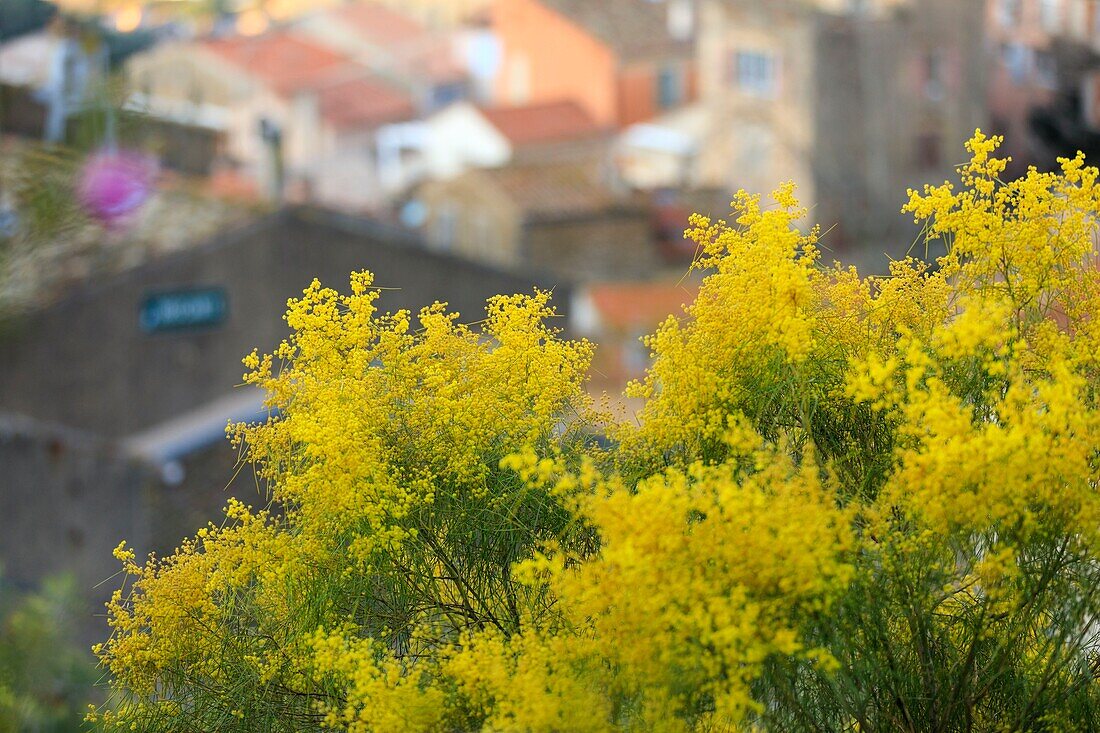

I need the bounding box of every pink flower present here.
[77,150,157,227]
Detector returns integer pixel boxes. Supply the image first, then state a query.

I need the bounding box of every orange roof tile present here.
[586,280,698,330]
[481,100,604,146]
[202,30,414,129]
[318,76,416,129]
[202,31,349,95]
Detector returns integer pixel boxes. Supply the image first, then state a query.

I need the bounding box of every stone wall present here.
[523,207,657,281]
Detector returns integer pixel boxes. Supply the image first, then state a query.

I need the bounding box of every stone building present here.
[0,414,155,641]
[985,0,1100,173]
[621,0,988,267]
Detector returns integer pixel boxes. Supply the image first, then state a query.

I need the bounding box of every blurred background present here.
[0,0,1097,725]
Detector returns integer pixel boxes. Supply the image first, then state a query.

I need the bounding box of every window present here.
[657,66,684,109]
[915,133,942,170]
[924,51,944,102]
[433,202,456,250]
[1001,42,1032,85]
[431,82,466,110]
[1034,50,1058,88]
[729,51,779,98]
[1039,0,1062,33]
[998,0,1023,27]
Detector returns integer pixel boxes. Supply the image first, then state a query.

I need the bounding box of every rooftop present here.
[200,30,415,128]
[481,100,604,146]
[316,2,466,83]
[202,30,348,95]
[335,2,428,47]
[319,76,416,129]
[584,279,698,330]
[480,162,627,219]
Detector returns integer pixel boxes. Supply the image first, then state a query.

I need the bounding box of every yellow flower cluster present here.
[621,185,822,462]
[450,451,852,731]
[92,132,1100,731]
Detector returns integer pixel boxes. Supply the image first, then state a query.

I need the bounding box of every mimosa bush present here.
[91,132,1100,731]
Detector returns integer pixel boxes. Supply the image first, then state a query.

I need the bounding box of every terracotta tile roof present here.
[586,279,699,330]
[318,76,416,129]
[538,0,692,63]
[585,277,695,327]
[202,31,348,95]
[202,30,414,129]
[482,162,623,219]
[480,100,604,146]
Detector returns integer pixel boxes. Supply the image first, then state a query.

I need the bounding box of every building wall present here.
[371,104,512,196]
[0,415,155,641]
[985,0,1086,173]
[128,44,275,187]
[127,44,374,208]
[617,62,661,127]
[617,57,697,128]
[695,1,818,212]
[694,0,986,264]
[416,172,525,266]
[373,0,492,27]
[128,43,251,111]
[0,208,568,440]
[814,0,987,251]
[492,0,619,124]
[309,126,383,211]
[523,209,658,281]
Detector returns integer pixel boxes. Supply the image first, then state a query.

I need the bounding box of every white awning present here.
[122,387,272,464]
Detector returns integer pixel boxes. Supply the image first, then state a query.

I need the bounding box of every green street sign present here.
[140,288,228,333]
